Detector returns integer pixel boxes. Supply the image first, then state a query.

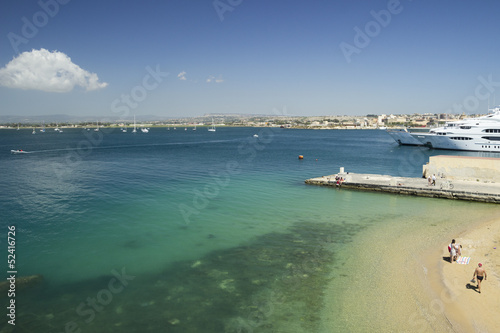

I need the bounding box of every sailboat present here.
[32,127,36,134]
[193,125,196,131]
[208,118,216,132]
[132,115,137,133]
[40,121,45,133]
[17,124,20,131]
[94,120,99,131]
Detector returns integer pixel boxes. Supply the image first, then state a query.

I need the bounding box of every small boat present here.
[141,128,149,133]
[11,149,29,154]
[253,134,259,138]
[208,118,216,132]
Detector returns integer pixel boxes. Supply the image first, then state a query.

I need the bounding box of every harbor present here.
[305,169,500,204]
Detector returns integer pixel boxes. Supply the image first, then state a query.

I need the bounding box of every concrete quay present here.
[305,172,500,204]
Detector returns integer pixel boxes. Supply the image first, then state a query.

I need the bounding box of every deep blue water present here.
[0,127,497,332]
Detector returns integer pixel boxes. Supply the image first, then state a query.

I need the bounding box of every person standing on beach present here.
[472,263,487,293]
[432,174,436,186]
[449,239,457,263]
[456,243,462,257]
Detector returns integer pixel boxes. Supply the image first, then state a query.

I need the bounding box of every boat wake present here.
[9,138,242,155]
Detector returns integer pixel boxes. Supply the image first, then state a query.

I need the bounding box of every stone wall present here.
[422,155,500,182]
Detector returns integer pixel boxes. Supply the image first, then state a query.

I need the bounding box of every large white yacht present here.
[386,128,425,146]
[411,107,500,152]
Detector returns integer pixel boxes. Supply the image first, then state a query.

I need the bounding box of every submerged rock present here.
[0,274,43,295]
[219,279,236,292]
[191,260,202,268]
[169,318,180,325]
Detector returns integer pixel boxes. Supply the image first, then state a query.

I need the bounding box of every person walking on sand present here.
[432,174,436,186]
[472,263,487,293]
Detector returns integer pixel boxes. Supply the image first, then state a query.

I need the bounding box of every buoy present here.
[298,155,303,160]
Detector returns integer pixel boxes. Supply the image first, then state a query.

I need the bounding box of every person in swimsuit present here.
[449,239,457,263]
[472,263,487,293]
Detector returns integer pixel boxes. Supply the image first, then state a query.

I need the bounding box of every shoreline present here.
[319,202,500,332]
[424,215,500,332]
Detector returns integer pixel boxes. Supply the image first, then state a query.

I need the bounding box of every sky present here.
[1,0,500,119]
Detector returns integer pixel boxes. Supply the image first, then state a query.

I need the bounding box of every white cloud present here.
[177,71,187,81]
[0,49,108,93]
[206,74,223,83]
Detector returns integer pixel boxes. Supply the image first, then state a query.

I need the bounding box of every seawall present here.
[305,172,500,204]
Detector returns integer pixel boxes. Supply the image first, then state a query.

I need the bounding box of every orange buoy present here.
[298,155,303,160]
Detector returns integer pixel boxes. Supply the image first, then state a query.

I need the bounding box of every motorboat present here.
[11,149,29,154]
[411,107,500,152]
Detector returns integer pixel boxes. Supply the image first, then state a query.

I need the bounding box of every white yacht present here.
[411,107,500,152]
[386,128,424,146]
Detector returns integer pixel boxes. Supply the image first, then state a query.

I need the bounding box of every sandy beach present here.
[428,216,500,332]
[319,201,500,332]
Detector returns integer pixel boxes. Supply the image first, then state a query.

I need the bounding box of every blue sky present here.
[1,0,500,118]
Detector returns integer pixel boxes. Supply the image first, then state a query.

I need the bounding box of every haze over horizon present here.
[1,1,500,118]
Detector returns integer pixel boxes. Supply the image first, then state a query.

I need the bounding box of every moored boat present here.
[412,107,500,152]
[386,128,425,146]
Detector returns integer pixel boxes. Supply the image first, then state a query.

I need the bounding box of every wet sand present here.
[319,202,500,332]
[429,216,500,332]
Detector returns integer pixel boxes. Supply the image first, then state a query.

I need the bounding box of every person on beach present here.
[449,239,457,263]
[427,175,432,186]
[432,174,436,186]
[472,263,487,293]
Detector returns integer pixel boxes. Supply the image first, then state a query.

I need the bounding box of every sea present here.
[0,127,499,332]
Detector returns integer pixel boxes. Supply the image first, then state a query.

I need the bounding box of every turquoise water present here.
[0,127,498,332]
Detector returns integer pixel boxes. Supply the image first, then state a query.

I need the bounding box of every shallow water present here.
[1,127,498,332]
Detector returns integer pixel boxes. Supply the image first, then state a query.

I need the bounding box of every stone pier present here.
[305,170,500,204]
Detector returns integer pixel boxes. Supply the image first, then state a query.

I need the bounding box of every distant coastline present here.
[0,111,489,130]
